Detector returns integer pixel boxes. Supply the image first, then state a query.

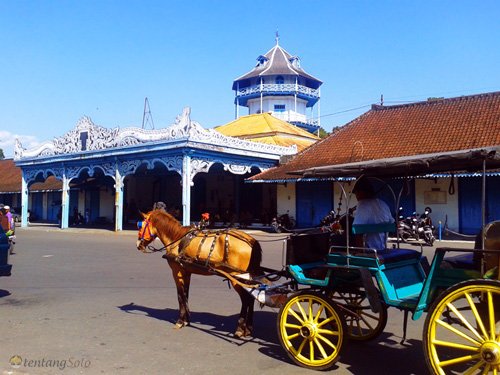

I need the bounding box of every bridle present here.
[137,218,186,254]
[137,218,158,251]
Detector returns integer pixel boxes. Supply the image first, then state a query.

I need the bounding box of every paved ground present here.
[0,226,474,375]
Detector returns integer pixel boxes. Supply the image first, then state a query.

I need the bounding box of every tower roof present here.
[232,43,322,90]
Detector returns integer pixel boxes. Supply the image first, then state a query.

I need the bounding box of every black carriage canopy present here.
[290,146,500,179]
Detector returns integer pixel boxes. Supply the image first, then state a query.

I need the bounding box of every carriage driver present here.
[352,177,394,251]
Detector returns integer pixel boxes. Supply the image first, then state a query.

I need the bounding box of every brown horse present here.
[136,209,262,337]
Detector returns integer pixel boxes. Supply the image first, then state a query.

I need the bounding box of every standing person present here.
[4,206,14,236]
[0,204,8,233]
[352,178,394,251]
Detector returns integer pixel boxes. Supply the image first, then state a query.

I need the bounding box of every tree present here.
[0,148,4,160]
[318,127,330,139]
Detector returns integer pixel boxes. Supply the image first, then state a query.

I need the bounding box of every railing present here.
[236,84,320,98]
[272,111,319,126]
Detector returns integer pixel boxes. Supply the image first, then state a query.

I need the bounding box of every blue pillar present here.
[181,154,191,226]
[114,167,124,231]
[20,172,29,228]
[61,172,70,229]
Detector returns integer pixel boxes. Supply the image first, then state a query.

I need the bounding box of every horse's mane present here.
[148,210,191,240]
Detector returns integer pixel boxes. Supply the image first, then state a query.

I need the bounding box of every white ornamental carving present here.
[15,107,296,160]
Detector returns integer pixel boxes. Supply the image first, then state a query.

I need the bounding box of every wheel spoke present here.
[313,337,328,359]
[465,292,489,340]
[463,358,487,375]
[439,353,482,367]
[289,307,305,325]
[359,310,381,321]
[314,303,325,324]
[446,301,484,342]
[359,314,376,330]
[284,332,300,341]
[436,318,482,347]
[294,300,307,322]
[284,322,302,330]
[317,332,338,348]
[317,315,336,328]
[308,298,314,322]
[432,339,481,352]
[488,291,496,341]
[292,337,308,357]
[318,327,340,337]
[482,363,491,375]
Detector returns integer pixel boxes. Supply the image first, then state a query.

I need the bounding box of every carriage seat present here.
[350,222,421,265]
[444,220,500,275]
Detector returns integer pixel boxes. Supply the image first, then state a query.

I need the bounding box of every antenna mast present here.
[142,97,155,130]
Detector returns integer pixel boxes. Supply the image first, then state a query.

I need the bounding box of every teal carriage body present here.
[274,147,500,374]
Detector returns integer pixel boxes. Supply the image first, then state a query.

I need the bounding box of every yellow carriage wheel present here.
[423,280,500,375]
[329,289,388,341]
[277,291,344,370]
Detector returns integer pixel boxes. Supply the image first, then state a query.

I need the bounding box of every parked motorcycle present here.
[397,207,435,246]
[271,212,296,233]
[418,207,435,246]
[397,208,419,242]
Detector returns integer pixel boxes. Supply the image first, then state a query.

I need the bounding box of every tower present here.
[232,36,322,134]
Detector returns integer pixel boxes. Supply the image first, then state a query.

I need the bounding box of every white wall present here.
[415,178,459,232]
[277,183,296,218]
[247,96,308,121]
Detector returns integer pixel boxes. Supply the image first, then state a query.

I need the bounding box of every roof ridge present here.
[261,45,279,75]
[372,90,500,111]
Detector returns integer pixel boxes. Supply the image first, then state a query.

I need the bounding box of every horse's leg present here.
[233,284,255,338]
[168,260,192,329]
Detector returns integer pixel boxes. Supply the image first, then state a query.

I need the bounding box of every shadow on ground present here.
[117,302,427,373]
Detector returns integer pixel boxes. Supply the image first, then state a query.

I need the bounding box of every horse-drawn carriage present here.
[137,146,500,374]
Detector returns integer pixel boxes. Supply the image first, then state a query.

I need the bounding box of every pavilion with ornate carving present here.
[14,108,296,231]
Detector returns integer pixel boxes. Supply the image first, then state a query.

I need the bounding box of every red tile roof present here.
[0,159,22,192]
[251,91,500,181]
[0,159,62,193]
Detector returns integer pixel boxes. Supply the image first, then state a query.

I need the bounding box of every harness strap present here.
[205,231,220,267]
[196,231,209,260]
[179,231,197,257]
[224,231,230,263]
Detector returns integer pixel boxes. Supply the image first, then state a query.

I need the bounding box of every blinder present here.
[137,219,156,242]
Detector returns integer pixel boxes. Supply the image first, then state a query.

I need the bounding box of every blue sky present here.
[1,0,499,158]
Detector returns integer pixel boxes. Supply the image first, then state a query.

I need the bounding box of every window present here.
[274,104,286,113]
[275,76,284,84]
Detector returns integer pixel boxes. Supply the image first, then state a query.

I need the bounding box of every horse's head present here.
[136,212,157,252]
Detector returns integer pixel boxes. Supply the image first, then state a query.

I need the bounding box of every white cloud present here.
[0,131,41,159]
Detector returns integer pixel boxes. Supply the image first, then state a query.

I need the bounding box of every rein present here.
[143,232,194,254]
[139,218,195,254]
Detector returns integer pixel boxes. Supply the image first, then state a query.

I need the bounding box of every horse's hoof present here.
[174,320,189,329]
[234,328,245,338]
[234,327,252,338]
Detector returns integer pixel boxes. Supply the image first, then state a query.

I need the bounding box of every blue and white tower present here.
[232,36,322,133]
